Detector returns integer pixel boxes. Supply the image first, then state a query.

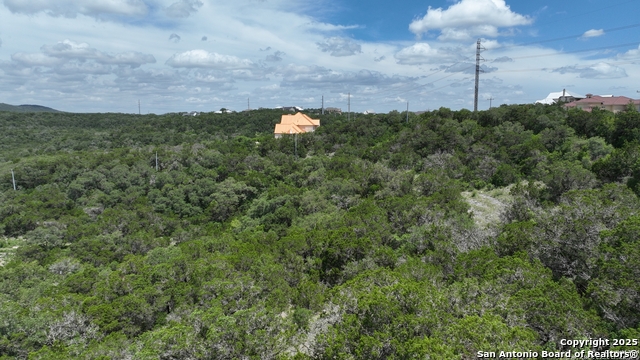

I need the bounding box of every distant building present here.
[536,89,584,105]
[276,106,304,112]
[564,94,640,113]
[274,112,320,138]
[182,111,200,116]
[324,107,342,114]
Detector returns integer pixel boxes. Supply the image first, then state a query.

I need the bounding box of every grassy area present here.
[462,186,514,229]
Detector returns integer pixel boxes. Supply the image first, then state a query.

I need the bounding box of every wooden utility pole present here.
[488,97,495,109]
[138,99,141,115]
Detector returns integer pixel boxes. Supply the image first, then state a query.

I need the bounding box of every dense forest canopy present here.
[0,104,639,359]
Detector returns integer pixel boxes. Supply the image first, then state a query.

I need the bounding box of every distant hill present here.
[0,103,61,113]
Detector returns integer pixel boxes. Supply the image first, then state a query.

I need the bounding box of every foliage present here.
[0,105,637,358]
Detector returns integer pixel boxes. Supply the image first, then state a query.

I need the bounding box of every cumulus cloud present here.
[580,29,604,39]
[265,51,285,62]
[2,0,148,18]
[38,40,155,67]
[42,40,98,58]
[409,0,532,41]
[316,37,362,57]
[165,0,203,18]
[553,62,628,79]
[617,45,640,60]
[11,52,62,66]
[394,43,462,65]
[166,50,255,70]
[492,56,513,62]
[279,64,416,88]
[169,33,181,43]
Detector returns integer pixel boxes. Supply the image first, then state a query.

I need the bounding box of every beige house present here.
[274,112,320,138]
[564,94,640,113]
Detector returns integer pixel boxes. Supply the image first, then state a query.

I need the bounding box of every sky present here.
[0,0,639,113]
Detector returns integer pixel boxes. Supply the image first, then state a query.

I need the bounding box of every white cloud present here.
[316,37,362,57]
[166,50,255,70]
[305,22,361,32]
[492,56,513,62]
[2,0,148,18]
[617,45,640,60]
[11,52,61,66]
[581,29,604,39]
[165,0,203,18]
[553,62,628,79]
[394,43,463,65]
[38,40,155,67]
[279,65,416,89]
[409,0,532,41]
[42,39,96,58]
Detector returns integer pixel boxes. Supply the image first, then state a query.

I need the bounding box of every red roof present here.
[564,95,640,110]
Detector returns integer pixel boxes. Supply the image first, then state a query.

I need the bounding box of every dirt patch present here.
[462,187,513,229]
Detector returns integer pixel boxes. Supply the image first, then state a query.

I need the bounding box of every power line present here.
[504,42,640,60]
[486,22,640,52]
[491,58,640,74]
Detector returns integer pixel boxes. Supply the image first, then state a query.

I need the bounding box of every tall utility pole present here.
[247,98,250,111]
[348,92,351,121]
[11,169,16,191]
[322,95,324,115]
[474,39,485,112]
[488,97,495,109]
[406,102,409,123]
[138,100,141,115]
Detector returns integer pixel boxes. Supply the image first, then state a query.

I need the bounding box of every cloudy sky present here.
[0,0,639,113]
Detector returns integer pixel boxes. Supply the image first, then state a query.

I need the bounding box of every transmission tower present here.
[348,92,351,121]
[474,39,485,112]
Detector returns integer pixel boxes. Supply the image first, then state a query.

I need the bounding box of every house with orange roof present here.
[564,94,640,113]
[274,112,320,138]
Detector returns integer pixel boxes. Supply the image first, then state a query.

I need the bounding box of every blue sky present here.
[0,0,639,113]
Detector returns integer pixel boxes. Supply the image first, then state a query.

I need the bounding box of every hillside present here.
[0,106,639,358]
[0,103,61,113]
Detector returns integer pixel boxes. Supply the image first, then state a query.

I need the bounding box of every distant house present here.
[564,94,640,113]
[276,106,304,112]
[536,89,584,105]
[324,107,342,114]
[274,112,320,138]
